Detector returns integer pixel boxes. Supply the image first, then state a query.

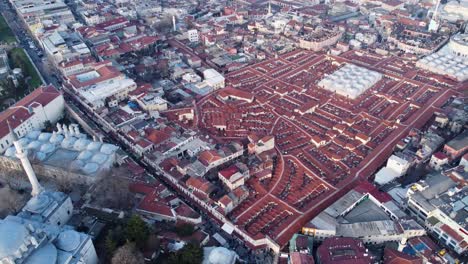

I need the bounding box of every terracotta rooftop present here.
[0,85,61,139]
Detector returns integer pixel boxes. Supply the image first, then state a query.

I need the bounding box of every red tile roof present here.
[383,248,422,264]
[0,85,61,139]
[219,165,239,180]
[198,150,222,166]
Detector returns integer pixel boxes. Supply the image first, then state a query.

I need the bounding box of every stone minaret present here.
[8,121,43,196]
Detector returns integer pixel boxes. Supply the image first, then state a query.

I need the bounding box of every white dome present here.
[4,147,16,157]
[56,230,81,252]
[204,247,236,264]
[49,134,64,144]
[0,221,30,259]
[61,137,77,149]
[86,142,102,151]
[26,131,41,140]
[70,159,85,170]
[24,193,51,214]
[39,144,55,154]
[27,141,42,150]
[91,153,108,164]
[37,133,52,142]
[24,243,57,264]
[82,163,99,174]
[100,144,118,155]
[33,152,47,161]
[18,138,30,147]
[73,139,91,151]
[77,150,93,160]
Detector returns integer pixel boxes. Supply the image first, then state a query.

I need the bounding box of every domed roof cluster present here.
[0,216,88,264]
[318,63,382,99]
[417,34,468,82]
[0,220,31,260]
[440,0,468,22]
[3,125,119,176]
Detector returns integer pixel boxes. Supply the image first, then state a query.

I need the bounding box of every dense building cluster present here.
[0,0,467,262]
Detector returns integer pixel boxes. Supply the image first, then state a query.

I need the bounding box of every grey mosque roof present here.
[3,129,119,176]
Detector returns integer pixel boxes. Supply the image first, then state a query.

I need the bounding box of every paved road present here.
[1,0,61,88]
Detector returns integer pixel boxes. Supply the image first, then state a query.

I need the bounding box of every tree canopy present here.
[111,242,145,264]
[124,215,150,248]
[168,243,203,264]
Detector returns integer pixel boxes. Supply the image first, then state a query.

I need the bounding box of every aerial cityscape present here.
[0,0,466,263]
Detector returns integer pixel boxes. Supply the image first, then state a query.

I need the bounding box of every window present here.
[57,221,61,226]
[67,210,70,215]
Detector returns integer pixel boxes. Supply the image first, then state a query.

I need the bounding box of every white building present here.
[374,155,411,185]
[187,29,199,43]
[429,152,449,170]
[203,69,225,90]
[133,93,168,112]
[78,78,137,109]
[0,85,65,153]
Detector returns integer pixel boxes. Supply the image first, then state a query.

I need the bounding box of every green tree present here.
[124,215,149,248]
[105,232,118,255]
[175,223,195,237]
[168,243,203,264]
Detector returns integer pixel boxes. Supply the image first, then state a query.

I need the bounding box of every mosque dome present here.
[33,152,47,161]
[204,247,236,264]
[24,193,51,214]
[56,230,81,252]
[100,144,118,155]
[39,144,55,154]
[77,151,93,160]
[49,134,64,145]
[61,137,77,149]
[4,147,16,157]
[73,139,91,151]
[27,141,42,150]
[82,163,99,174]
[26,131,41,140]
[18,138,30,147]
[86,142,102,151]
[0,221,30,259]
[24,243,57,264]
[38,133,52,142]
[91,153,108,164]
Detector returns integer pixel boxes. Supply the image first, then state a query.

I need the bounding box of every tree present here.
[111,242,145,264]
[90,167,133,209]
[175,223,195,237]
[124,215,149,248]
[168,243,203,264]
[0,186,27,217]
[105,232,118,255]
